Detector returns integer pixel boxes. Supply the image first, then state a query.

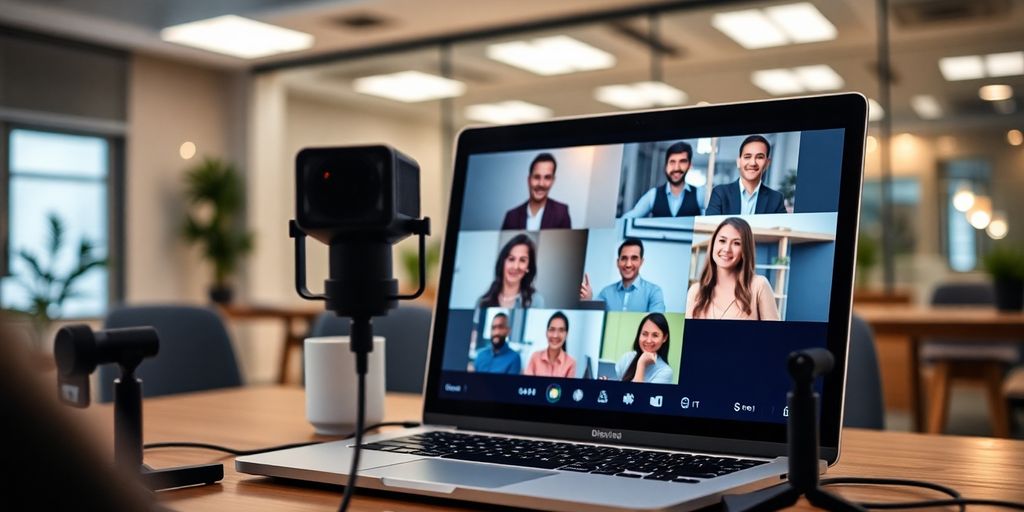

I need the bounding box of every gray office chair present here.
[922,282,1018,436]
[98,305,242,402]
[308,304,432,393]
[843,314,885,429]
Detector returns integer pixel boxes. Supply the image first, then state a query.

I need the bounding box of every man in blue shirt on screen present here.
[579,239,666,312]
[474,313,521,374]
[622,141,704,218]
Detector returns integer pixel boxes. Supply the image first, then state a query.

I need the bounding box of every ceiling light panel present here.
[939,55,986,81]
[979,84,1013,102]
[465,101,553,125]
[713,3,836,49]
[910,95,943,119]
[764,2,837,44]
[794,65,844,91]
[594,81,687,110]
[352,71,465,102]
[160,15,313,59]
[711,9,788,49]
[985,51,1024,77]
[486,36,615,76]
[751,69,804,95]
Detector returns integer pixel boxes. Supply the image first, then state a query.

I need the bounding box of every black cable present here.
[142,420,420,456]
[337,367,365,512]
[821,476,1024,511]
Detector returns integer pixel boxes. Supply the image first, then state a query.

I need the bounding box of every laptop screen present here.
[424,94,866,455]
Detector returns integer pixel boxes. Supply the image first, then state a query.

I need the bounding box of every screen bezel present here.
[422,93,867,464]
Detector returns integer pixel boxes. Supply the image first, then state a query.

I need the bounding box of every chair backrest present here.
[932,282,995,306]
[98,305,242,402]
[843,314,885,429]
[309,304,433,393]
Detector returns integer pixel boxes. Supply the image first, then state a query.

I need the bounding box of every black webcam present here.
[295,145,420,244]
[54,324,159,408]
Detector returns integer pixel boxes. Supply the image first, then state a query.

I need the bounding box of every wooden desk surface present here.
[90,386,1024,511]
[855,305,1024,338]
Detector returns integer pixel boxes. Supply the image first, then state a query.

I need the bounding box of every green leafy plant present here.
[982,245,1024,282]
[7,213,106,347]
[182,157,254,300]
[855,233,880,288]
[780,168,798,204]
[400,240,441,292]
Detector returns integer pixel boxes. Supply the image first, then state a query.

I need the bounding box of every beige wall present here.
[125,55,242,303]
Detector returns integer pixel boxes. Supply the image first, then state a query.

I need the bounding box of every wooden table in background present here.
[89,386,1024,511]
[217,304,321,385]
[855,305,1024,432]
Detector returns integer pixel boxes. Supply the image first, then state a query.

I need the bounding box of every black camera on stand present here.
[290,145,430,511]
[54,325,224,491]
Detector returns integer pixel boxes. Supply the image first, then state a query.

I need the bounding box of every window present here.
[1,127,111,317]
[940,159,991,273]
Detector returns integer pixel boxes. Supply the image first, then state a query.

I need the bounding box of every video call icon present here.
[546,384,562,403]
[597,390,609,404]
[649,395,663,408]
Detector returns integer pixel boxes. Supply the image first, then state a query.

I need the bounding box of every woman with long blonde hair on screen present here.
[686,217,780,320]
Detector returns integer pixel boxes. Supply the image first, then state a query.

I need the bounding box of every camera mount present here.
[723,348,864,512]
[54,324,224,491]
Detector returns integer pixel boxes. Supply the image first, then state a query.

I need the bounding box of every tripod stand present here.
[723,348,864,512]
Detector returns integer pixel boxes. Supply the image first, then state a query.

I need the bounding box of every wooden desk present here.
[218,304,321,385]
[855,305,1024,433]
[94,386,1024,511]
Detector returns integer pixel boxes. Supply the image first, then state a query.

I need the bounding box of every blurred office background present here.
[1,0,1022,436]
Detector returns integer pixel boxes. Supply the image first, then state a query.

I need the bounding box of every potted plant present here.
[3,213,106,351]
[182,157,254,304]
[982,245,1024,311]
[399,239,441,304]
[855,233,879,289]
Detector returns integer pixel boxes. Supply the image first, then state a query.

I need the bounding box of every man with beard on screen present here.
[622,141,704,218]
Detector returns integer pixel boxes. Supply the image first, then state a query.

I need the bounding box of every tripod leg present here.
[140,462,224,491]
[806,488,867,512]
[723,482,802,512]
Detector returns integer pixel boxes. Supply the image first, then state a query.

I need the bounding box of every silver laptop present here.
[237,93,867,512]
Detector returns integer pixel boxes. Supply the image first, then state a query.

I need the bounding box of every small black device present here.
[290,144,430,511]
[54,324,224,491]
[723,348,863,512]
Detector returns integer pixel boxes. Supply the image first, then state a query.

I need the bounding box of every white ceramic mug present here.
[304,336,386,435]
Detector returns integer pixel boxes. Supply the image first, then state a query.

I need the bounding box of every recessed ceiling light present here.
[487,36,615,76]
[867,98,884,122]
[910,95,943,119]
[594,81,687,110]
[979,84,1013,102]
[985,51,1024,77]
[713,3,836,49]
[939,55,986,81]
[764,2,837,44]
[464,101,553,125]
[161,15,313,59]
[352,71,465,102]
[751,65,843,95]
[179,141,197,160]
[1008,129,1023,146]
[711,9,787,49]
[794,65,844,91]
[751,69,803,95]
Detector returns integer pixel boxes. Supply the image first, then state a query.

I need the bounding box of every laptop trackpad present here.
[370,459,554,492]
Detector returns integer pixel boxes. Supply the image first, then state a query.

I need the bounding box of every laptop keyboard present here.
[362,431,768,483]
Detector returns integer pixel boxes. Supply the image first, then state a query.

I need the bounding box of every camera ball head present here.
[53,324,223,491]
[723,348,864,512]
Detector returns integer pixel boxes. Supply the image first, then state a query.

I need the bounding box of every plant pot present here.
[209,285,234,304]
[993,279,1024,311]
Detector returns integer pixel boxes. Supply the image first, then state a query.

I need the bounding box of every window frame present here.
[0,121,125,317]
